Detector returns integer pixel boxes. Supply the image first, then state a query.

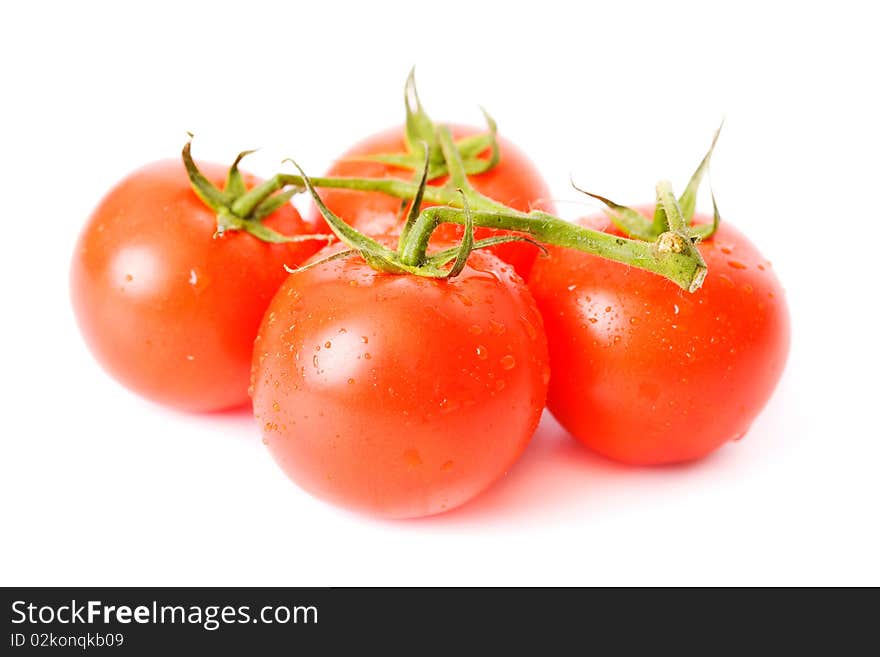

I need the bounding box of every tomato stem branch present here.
[233,169,708,291]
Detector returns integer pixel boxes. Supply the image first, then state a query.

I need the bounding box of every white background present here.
[2,1,877,586]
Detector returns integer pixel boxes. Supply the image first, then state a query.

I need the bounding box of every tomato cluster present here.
[70,79,789,518]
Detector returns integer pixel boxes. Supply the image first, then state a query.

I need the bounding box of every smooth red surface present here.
[252,246,549,518]
[70,159,321,412]
[528,211,790,465]
[310,125,555,279]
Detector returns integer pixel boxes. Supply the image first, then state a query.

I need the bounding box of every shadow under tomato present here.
[414,410,722,528]
[164,400,258,444]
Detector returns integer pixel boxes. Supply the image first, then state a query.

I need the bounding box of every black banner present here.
[1,587,870,653]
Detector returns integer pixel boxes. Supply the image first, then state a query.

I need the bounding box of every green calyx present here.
[216,119,711,291]
[182,136,329,245]
[343,69,500,181]
[182,72,719,292]
[285,144,542,279]
[573,123,724,244]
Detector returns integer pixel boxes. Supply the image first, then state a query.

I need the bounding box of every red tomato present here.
[528,210,790,465]
[70,159,321,412]
[251,245,549,518]
[311,125,554,279]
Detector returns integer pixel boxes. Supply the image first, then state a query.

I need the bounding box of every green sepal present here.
[183,136,324,246]
[454,107,499,176]
[348,75,500,181]
[182,138,232,210]
[398,143,431,251]
[688,179,721,241]
[445,192,476,278]
[655,180,688,234]
[285,249,354,275]
[252,187,300,222]
[240,220,330,245]
[404,68,437,155]
[677,121,723,224]
[348,106,499,181]
[286,158,403,273]
[436,125,470,189]
[427,234,548,268]
[225,149,257,197]
[570,182,657,241]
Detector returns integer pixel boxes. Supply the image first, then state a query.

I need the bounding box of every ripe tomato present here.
[310,125,554,279]
[70,159,321,412]
[528,210,790,465]
[251,245,549,518]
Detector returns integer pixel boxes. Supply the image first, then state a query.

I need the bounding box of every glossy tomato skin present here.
[71,159,320,412]
[528,211,790,465]
[311,125,555,279]
[251,246,549,518]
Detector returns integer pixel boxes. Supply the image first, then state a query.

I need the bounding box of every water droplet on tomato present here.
[488,320,506,336]
[727,260,747,270]
[403,449,422,467]
[324,341,332,349]
[469,324,483,335]
[500,354,516,370]
[188,267,212,294]
[519,316,538,340]
[476,345,488,360]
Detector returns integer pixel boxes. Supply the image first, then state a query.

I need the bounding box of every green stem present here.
[232,174,447,218]
[402,207,707,292]
[233,170,707,291]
